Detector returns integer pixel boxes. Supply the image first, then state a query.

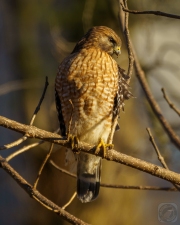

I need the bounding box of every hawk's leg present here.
[95,138,114,157]
[68,134,80,153]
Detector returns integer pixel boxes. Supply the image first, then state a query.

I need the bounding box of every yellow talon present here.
[95,138,114,157]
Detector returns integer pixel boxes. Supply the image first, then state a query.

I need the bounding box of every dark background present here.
[0,0,180,224]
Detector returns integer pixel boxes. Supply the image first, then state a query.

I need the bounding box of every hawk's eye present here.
[109,37,116,44]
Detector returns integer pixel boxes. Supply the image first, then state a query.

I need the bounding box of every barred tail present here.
[77,152,101,203]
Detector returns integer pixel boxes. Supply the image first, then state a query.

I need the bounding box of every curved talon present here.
[95,138,114,157]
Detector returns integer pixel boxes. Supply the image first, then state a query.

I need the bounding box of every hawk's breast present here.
[55,48,119,144]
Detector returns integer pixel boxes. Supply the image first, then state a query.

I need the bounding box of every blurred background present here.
[0,0,180,224]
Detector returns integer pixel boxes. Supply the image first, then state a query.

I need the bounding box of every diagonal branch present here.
[133,49,180,149]
[119,1,180,150]
[0,77,49,150]
[146,128,180,191]
[162,88,180,117]
[1,115,180,185]
[0,155,89,225]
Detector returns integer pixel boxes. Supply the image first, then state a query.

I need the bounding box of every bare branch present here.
[119,0,134,81]
[1,115,180,185]
[146,128,168,169]
[62,192,77,210]
[119,0,180,150]
[120,3,180,20]
[0,115,66,143]
[100,184,176,191]
[50,160,177,191]
[0,136,28,150]
[6,141,44,162]
[50,160,76,178]
[30,76,49,125]
[162,88,180,117]
[0,77,49,150]
[0,155,89,225]
[133,49,180,149]
[146,128,180,191]
[33,143,54,189]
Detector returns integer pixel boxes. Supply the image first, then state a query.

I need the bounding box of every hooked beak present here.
[114,45,121,56]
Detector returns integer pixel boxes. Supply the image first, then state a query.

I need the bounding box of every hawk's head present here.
[72,26,121,56]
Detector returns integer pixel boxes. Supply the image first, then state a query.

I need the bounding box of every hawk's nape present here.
[55,26,131,203]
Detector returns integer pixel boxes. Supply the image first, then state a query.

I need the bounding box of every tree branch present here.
[119,1,180,150]
[120,3,180,20]
[1,115,180,185]
[133,49,180,149]
[119,0,134,81]
[162,88,180,117]
[0,155,89,225]
[146,128,180,190]
[50,160,177,191]
[0,77,49,150]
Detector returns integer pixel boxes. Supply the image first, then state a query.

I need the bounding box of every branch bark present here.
[50,160,177,191]
[120,4,180,20]
[133,50,180,149]
[0,155,89,225]
[119,1,180,150]
[1,115,180,185]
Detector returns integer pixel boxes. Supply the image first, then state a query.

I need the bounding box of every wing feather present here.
[55,89,66,136]
[113,65,133,123]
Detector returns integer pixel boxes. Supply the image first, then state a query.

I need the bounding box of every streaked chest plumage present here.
[55,48,119,144]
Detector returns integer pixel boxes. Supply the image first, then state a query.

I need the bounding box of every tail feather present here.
[77,152,101,203]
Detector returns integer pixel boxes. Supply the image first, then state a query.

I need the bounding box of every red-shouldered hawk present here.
[55,26,131,203]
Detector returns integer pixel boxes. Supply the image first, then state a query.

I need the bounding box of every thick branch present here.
[1,115,180,185]
[0,156,89,225]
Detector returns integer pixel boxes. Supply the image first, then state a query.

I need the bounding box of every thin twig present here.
[50,160,76,178]
[0,136,28,150]
[100,183,177,191]
[119,0,134,81]
[0,155,89,225]
[50,160,177,191]
[146,128,168,169]
[33,143,54,189]
[62,192,77,210]
[1,115,180,185]
[6,141,44,162]
[30,76,49,125]
[133,48,180,149]
[6,128,60,162]
[119,0,180,151]
[0,77,49,150]
[146,128,180,191]
[120,3,180,20]
[162,88,180,117]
